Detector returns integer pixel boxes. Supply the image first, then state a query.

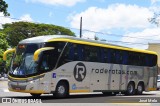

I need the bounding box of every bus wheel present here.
[136,83,143,95]
[30,93,41,97]
[125,82,135,95]
[55,81,69,98]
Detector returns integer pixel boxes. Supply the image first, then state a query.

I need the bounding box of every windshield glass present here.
[9,42,66,78]
[10,44,39,77]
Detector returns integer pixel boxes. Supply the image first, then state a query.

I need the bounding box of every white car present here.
[157,75,160,90]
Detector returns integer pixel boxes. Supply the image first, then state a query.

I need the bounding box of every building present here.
[148,43,160,74]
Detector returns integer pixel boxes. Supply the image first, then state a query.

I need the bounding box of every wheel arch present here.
[128,81,135,87]
[137,81,145,91]
[56,79,70,91]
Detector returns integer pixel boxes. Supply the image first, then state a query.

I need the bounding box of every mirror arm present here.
[3,49,16,61]
[33,47,54,62]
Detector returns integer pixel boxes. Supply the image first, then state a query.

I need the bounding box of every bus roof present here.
[19,35,157,55]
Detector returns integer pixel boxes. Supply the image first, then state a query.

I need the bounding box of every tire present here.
[30,93,41,97]
[136,83,143,95]
[125,82,135,95]
[55,81,69,98]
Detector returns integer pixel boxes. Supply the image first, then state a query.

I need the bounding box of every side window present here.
[72,44,85,61]
[39,50,54,73]
[58,43,83,66]
[101,48,109,63]
[128,52,139,66]
[145,55,149,66]
[83,45,100,62]
[123,51,128,65]
[60,43,73,64]
[150,55,157,67]
[153,55,157,66]
[116,50,123,64]
[128,52,141,66]
[133,53,139,66]
[109,49,116,63]
[139,54,145,66]
[72,44,83,61]
[127,52,148,66]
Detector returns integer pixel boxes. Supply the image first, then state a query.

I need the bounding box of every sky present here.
[1,0,160,49]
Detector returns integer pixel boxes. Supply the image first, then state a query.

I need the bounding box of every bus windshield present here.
[9,44,39,77]
[9,42,66,78]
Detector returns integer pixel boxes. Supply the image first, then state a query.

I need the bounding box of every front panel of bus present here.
[8,42,66,94]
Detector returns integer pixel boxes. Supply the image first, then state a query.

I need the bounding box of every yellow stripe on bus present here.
[69,90,90,93]
[8,88,45,94]
[148,88,157,91]
[48,38,157,55]
[8,73,45,80]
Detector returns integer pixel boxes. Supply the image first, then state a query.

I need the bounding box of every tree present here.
[0,32,9,73]
[148,13,160,27]
[0,0,10,16]
[2,22,75,47]
[0,32,9,57]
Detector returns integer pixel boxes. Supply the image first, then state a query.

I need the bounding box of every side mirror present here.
[3,49,16,61]
[33,47,55,62]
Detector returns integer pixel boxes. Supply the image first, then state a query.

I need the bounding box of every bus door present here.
[38,50,55,93]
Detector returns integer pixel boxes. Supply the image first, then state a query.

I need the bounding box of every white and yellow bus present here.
[3,35,158,98]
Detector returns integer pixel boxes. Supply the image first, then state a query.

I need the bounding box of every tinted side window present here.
[38,50,55,73]
[101,48,109,63]
[66,43,84,61]
[122,51,128,64]
[45,42,66,58]
[150,55,157,67]
[83,45,100,62]
[59,43,73,65]
[109,49,116,63]
[58,43,85,66]
[116,50,123,64]
[45,42,66,67]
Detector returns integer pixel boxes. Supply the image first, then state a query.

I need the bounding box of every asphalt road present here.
[1,92,160,103]
[1,80,160,106]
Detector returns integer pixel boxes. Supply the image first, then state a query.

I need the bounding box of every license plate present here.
[15,88,20,90]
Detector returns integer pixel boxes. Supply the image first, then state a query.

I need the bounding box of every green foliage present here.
[0,0,10,16]
[2,22,75,47]
[0,32,9,73]
[0,32,9,58]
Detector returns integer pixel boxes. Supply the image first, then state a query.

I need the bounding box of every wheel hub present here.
[128,84,133,93]
[58,86,65,94]
[138,85,142,92]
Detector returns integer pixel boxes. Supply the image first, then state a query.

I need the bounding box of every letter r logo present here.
[74,62,86,82]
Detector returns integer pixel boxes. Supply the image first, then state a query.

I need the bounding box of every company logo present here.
[52,73,56,78]
[72,84,77,90]
[74,62,86,82]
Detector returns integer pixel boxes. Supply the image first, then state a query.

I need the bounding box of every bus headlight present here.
[30,81,34,84]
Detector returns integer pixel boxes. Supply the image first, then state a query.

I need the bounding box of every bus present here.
[3,35,158,98]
